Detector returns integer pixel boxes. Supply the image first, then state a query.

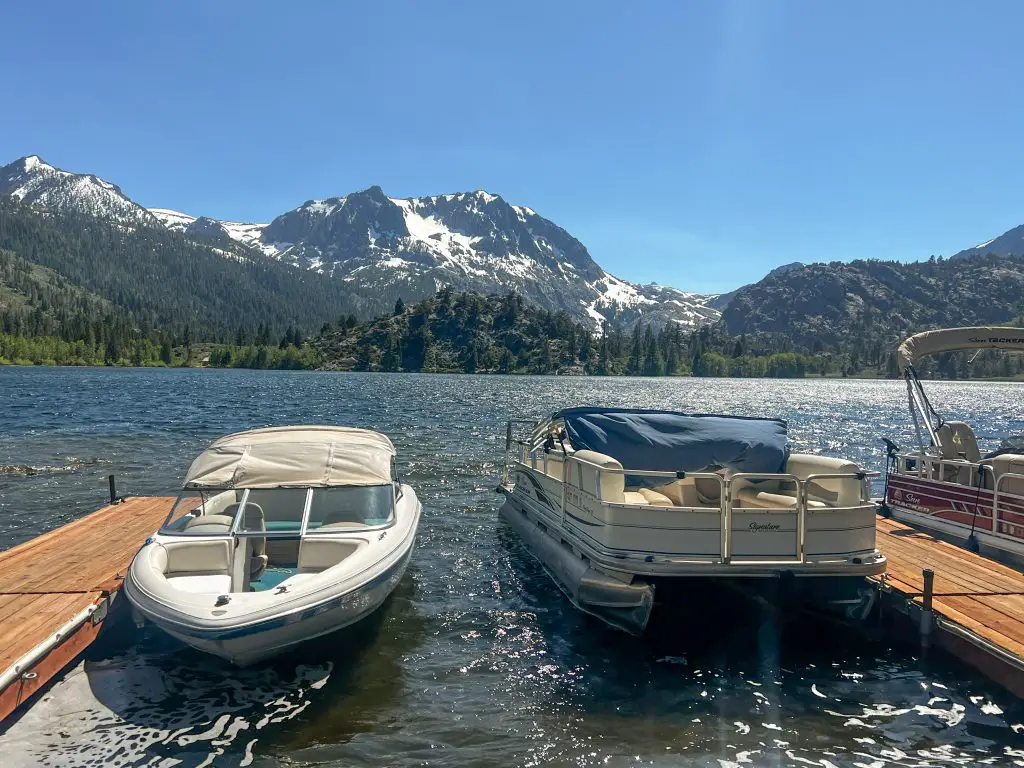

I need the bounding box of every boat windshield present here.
[160,485,396,535]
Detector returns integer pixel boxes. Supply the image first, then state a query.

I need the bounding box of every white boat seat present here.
[542,451,568,480]
[298,538,361,573]
[694,473,725,504]
[167,573,233,594]
[736,487,828,510]
[222,502,268,585]
[737,487,797,509]
[621,491,650,505]
[654,479,706,507]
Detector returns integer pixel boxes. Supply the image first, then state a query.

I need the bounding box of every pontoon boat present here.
[498,408,886,634]
[125,426,420,665]
[883,326,1024,566]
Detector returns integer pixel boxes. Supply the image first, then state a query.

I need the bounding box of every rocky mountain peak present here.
[0,154,151,224]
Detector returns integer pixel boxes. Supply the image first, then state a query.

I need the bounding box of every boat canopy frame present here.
[896,326,1024,454]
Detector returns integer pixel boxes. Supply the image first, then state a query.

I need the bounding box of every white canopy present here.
[184,426,396,489]
[897,326,1024,374]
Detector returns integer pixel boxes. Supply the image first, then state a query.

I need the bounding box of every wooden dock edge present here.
[0,493,176,727]
[0,596,109,724]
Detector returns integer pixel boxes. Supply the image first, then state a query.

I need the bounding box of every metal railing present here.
[519,446,876,567]
[893,451,984,486]
[995,472,1024,533]
[890,453,1024,534]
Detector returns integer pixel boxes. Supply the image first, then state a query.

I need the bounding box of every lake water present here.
[1,367,1023,767]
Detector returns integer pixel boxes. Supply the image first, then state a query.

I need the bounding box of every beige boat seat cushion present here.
[936,421,982,463]
[654,478,701,507]
[621,491,650,505]
[784,454,863,507]
[570,450,627,502]
[158,539,233,576]
[543,451,568,480]
[735,487,828,510]
[694,472,726,504]
[985,454,1024,496]
[298,538,361,573]
[185,513,234,534]
[636,488,673,506]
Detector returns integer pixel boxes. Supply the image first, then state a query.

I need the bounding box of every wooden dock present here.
[873,515,1024,697]
[0,495,174,724]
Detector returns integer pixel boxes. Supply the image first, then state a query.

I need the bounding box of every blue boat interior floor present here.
[251,567,299,592]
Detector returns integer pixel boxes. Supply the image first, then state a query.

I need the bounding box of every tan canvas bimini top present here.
[897,326,1024,374]
[184,426,396,489]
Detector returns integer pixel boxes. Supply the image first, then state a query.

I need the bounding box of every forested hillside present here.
[721,254,1024,362]
[310,289,846,377]
[0,199,373,342]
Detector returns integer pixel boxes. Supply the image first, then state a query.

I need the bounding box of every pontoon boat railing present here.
[891,451,986,486]
[516,445,876,567]
[889,454,1024,534]
[502,418,546,486]
[996,473,1024,532]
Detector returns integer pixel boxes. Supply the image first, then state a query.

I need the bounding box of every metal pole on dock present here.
[921,568,934,651]
[108,474,121,505]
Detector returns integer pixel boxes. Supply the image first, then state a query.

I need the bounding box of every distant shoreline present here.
[3,361,1023,383]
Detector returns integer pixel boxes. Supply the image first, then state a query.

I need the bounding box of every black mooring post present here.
[921,568,935,651]
[108,474,119,505]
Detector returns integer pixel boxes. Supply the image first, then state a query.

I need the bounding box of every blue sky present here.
[2,1,1023,293]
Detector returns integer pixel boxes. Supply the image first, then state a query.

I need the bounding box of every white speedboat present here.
[883,326,1024,566]
[125,426,420,665]
[498,408,885,633]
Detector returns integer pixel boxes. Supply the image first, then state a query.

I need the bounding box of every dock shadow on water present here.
[2,369,1024,766]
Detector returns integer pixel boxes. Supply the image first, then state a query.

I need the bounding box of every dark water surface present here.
[1,367,1023,767]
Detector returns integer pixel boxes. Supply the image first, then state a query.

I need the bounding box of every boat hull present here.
[131,545,413,665]
[499,497,654,634]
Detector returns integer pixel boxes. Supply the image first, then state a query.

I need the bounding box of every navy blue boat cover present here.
[557,408,789,480]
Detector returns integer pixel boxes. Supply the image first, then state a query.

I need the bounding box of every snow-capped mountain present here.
[0,156,158,225]
[247,186,720,328]
[0,155,720,329]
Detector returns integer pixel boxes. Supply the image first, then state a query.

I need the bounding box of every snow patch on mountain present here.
[149,207,273,255]
[149,208,196,230]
